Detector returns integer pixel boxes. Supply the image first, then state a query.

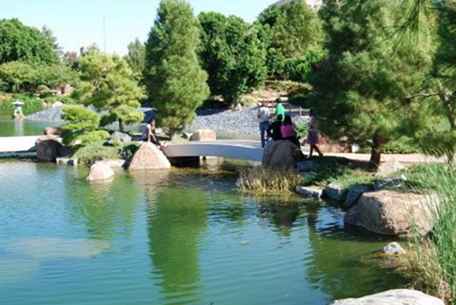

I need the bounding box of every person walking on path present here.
[307,109,323,158]
[257,102,271,148]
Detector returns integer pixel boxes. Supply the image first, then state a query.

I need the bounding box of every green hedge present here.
[0,93,43,115]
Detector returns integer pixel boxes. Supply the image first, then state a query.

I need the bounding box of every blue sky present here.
[0,0,281,55]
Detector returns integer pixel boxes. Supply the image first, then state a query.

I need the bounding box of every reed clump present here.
[238,167,304,194]
[399,164,456,304]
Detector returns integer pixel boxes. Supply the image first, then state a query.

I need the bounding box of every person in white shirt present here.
[257,102,271,147]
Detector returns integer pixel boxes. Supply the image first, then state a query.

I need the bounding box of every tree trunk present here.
[119,119,124,133]
[369,132,385,170]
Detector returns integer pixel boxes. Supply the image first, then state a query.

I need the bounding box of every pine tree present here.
[311,0,437,167]
[144,0,209,134]
[72,50,145,132]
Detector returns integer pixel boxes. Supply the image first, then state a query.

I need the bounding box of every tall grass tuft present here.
[400,164,456,304]
[238,167,304,194]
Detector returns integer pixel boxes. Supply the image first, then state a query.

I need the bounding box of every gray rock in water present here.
[331,289,443,305]
[345,190,440,237]
[343,184,372,209]
[323,183,347,202]
[296,186,323,199]
[87,162,115,182]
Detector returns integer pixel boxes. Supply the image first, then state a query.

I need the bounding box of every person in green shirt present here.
[275,103,286,121]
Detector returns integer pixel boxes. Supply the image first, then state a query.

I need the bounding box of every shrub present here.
[61,105,101,146]
[73,143,120,166]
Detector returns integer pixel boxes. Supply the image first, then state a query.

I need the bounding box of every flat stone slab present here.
[296,186,323,199]
[331,289,443,305]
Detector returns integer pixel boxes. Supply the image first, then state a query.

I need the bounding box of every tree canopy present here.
[257,0,325,79]
[0,19,59,65]
[125,38,146,81]
[144,0,209,134]
[198,12,267,105]
[72,50,145,131]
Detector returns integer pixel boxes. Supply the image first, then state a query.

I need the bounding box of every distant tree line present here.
[4,0,456,165]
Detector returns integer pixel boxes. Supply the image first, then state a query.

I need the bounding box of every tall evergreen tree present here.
[199,12,267,106]
[310,0,437,167]
[144,0,209,134]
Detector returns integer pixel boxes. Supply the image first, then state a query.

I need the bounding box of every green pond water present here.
[0,118,49,137]
[0,161,406,305]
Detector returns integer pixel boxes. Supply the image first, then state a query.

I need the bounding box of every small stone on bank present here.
[383,242,405,255]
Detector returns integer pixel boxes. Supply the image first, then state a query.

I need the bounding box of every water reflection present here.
[0,118,48,137]
[305,206,405,300]
[147,187,208,305]
[66,173,140,240]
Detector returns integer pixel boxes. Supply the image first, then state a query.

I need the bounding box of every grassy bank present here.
[394,164,456,304]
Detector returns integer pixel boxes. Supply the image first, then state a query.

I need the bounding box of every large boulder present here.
[331,289,443,305]
[36,136,68,162]
[262,140,298,170]
[345,190,439,237]
[190,129,216,142]
[87,162,114,182]
[128,142,171,171]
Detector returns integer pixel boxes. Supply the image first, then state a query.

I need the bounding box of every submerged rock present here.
[87,162,115,182]
[345,190,439,237]
[9,238,111,259]
[331,289,443,305]
[0,257,40,284]
[129,142,171,171]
